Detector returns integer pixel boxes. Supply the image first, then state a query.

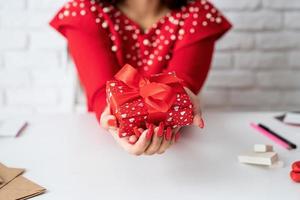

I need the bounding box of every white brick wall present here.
[203,0,300,110]
[0,0,299,115]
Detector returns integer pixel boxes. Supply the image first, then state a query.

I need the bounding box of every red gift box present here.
[106,64,194,137]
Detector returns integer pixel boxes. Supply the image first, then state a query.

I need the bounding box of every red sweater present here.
[50,0,231,120]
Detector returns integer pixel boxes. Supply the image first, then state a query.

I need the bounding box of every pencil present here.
[258,123,297,150]
[250,123,296,150]
[16,122,28,137]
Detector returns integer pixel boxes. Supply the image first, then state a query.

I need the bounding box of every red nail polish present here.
[146,124,154,140]
[108,118,117,127]
[199,117,205,128]
[165,127,172,141]
[145,122,151,129]
[157,122,164,137]
[129,140,135,145]
[133,127,141,137]
[175,131,180,142]
[118,130,127,138]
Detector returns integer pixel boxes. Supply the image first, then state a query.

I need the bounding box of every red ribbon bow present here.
[113,64,183,113]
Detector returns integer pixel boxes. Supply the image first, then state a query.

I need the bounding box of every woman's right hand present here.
[100,104,179,156]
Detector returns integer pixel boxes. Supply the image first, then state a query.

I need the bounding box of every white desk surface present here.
[0,112,299,200]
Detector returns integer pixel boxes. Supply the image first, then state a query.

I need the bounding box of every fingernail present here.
[108,118,117,127]
[175,131,180,142]
[146,124,154,140]
[118,130,127,138]
[157,122,164,137]
[145,122,150,129]
[133,127,141,137]
[199,117,204,128]
[129,138,137,145]
[129,140,135,145]
[165,127,172,141]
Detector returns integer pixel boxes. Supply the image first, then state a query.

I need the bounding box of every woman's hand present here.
[100,87,202,156]
[184,87,204,128]
[100,105,180,156]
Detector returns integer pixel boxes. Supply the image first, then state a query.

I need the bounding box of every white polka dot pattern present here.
[56,0,226,74]
[106,73,194,137]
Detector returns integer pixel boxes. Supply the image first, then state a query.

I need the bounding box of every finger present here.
[129,135,138,144]
[157,126,173,154]
[100,104,117,129]
[184,87,203,117]
[109,128,132,150]
[184,87,199,107]
[191,97,201,114]
[171,129,181,144]
[191,98,200,115]
[102,104,111,115]
[184,86,203,121]
[174,131,181,143]
[133,127,142,137]
[101,115,117,129]
[130,127,152,155]
[144,123,164,155]
[193,113,204,128]
[145,123,154,141]
[133,127,144,138]
[157,122,165,138]
[169,126,180,144]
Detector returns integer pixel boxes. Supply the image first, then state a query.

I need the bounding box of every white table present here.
[0,112,299,200]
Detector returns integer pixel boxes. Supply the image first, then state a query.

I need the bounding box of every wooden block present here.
[269,160,284,169]
[254,144,273,153]
[238,152,278,166]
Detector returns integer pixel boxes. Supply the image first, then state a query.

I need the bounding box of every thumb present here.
[183,87,204,128]
[101,115,117,130]
[100,104,117,129]
[193,113,204,129]
[128,135,138,144]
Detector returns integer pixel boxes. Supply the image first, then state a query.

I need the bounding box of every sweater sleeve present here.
[166,1,232,94]
[173,0,232,51]
[49,0,120,121]
[166,37,215,94]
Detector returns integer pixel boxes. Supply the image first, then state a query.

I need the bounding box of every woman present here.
[50,0,231,156]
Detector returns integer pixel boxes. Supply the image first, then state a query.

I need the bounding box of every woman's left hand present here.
[145,87,204,154]
[184,87,204,128]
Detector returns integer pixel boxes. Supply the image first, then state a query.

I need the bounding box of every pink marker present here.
[250,123,290,149]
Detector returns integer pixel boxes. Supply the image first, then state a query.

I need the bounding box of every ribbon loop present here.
[114,64,182,113]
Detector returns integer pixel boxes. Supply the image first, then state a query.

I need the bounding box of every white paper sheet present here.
[283,112,300,125]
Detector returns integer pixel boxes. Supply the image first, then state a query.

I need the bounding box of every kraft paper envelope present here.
[0,163,46,200]
[0,175,46,200]
[0,163,24,189]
